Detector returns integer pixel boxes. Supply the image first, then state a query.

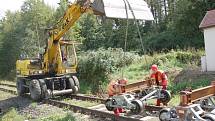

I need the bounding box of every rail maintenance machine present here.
[105,79,171,114]
[159,81,215,121]
[15,0,154,100]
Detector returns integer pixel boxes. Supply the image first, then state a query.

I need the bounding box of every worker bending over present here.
[107,78,128,116]
[150,64,168,106]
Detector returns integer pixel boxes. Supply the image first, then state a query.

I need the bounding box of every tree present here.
[0,11,22,77]
[171,0,215,48]
[0,0,54,77]
[142,0,215,53]
[20,0,55,56]
[79,14,104,50]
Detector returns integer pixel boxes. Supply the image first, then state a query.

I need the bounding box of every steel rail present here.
[0,83,163,113]
[180,81,215,106]
[0,87,17,95]
[44,99,143,121]
[70,94,164,112]
[125,80,151,92]
[70,94,106,103]
[0,86,163,120]
[0,83,16,88]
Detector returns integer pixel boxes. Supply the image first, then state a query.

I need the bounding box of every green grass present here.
[0,85,16,91]
[79,81,94,94]
[110,57,184,84]
[0,91,15,101]
[111,62,149,84]
[145,94,180,106]
[169,78,211,94]
[0,80,16,85]
[166,78,211,106]
[168,95,180,106]
[39,113,76,121]
[0,108,25,121]
[30,102,38,109]
[0,109,77,121]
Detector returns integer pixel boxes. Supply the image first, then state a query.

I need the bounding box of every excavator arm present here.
[50,0,91,42]
[44,0,92,74]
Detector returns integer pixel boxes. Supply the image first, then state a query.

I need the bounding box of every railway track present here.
[44,99,159,121]
[0,83,162,121]
[0,83,17,95]
[0,83,16,88]
[70,94,163,112]
[0,87,16,95]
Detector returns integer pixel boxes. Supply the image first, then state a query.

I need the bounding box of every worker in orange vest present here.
[107,78,127,96]
[150,64,168,106]
[107,78,128,116]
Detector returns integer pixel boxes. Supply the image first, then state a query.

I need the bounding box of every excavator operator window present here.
[61,44,77,68]
[67,44,77,67]
[61,46,67,62]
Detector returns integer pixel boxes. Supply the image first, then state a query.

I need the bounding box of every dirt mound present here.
[173,67,215,84]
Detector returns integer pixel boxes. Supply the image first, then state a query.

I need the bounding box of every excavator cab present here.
[60,40,79,71]
[62,44,76,67]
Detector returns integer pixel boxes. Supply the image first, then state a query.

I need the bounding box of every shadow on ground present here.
[0,95,32,114]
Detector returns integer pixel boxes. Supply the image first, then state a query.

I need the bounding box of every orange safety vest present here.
[107,80,117,96]
[107,80,126,97]
[150,70,168,86]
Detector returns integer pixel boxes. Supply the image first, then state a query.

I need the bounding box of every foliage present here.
[128,49,204,76]
[143,0,215,53]
[143,31,186,52]
[20,0,55,56]
[77,48,140,93]
[75,0,215,53]
[110,49,204,84]
[150,50,204,67]
[169,78,211,94]
[0,12,23,77]
[79,14,105,50]
[0,0,54,77]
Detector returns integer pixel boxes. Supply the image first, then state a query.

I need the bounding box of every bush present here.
[169,79,211,94]
[149,50,203,68]
[77,48,140,93]
[176,51,202,65]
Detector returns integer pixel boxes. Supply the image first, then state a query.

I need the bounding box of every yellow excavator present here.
[16,0,153,100]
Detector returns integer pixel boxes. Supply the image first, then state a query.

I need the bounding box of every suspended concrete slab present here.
[91,0,154,20]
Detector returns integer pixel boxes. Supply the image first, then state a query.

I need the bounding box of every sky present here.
[0,0,60,18]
